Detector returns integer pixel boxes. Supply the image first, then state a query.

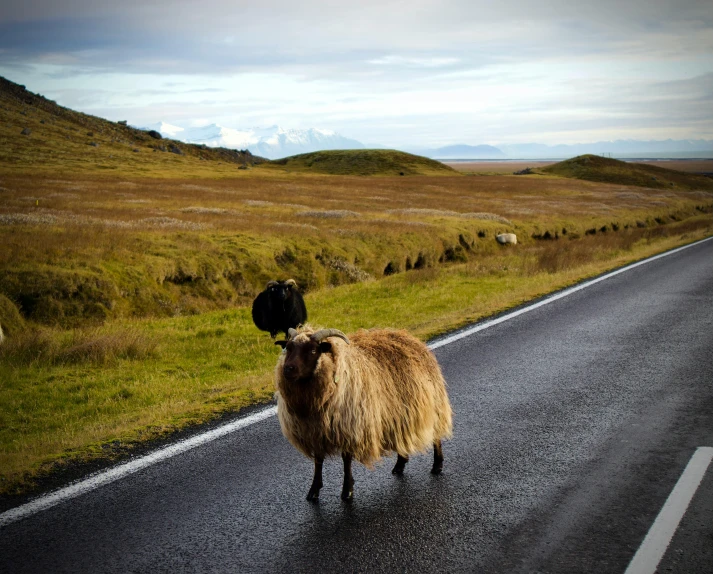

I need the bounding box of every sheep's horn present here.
[312,329,350,345]
[284,279,297,287]
[266,280,279,288]
[287,328,299,340]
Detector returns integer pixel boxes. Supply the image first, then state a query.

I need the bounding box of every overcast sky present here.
[1,0,712,147]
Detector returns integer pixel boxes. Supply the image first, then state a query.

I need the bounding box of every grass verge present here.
[1,218,711,496]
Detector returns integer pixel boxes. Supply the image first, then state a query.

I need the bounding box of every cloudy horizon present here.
[1,0,712,148]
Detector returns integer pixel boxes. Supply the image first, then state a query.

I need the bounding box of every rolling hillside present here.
[269,149,459,176]
[540,154,713,191]
[0,76,264,176]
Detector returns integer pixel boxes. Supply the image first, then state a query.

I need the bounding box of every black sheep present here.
[251,279,308,338]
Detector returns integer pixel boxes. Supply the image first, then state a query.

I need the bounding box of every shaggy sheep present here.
[251,279,307,338]
[274,326,453,501]
[496,232,517,245]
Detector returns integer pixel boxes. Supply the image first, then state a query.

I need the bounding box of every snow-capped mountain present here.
[141,122,364,159]
[406,139,713,160]
[147,121,185,139]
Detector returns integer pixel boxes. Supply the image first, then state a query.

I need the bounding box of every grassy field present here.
[3,167,711,328]
[540,155,713,191]
[2,165,712,496]
[2,75,713,497]
[446,159,713,175]
[268,149,459,176]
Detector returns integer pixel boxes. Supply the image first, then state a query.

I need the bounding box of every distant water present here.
[442,156,713,162]
[442,158,558,162]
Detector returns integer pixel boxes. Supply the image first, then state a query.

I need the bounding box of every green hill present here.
[540,154,713,191]
[0,76,265,176]
[269,149,459,176]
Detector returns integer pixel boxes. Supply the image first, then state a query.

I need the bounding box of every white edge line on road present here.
[428,235,713,349]
[624,446,713,574]
[0,406,277,528]
[1,235,711,528]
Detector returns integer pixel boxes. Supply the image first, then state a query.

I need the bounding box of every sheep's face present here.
[267,281,294,303]
[277,336,332,384]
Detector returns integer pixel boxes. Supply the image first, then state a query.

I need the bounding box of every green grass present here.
[2,216,712,495]
[540,154,713,191]
[3,74,713,497]
[266,149,459,176]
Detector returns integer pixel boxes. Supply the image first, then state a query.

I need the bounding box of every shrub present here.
[0,327,157,366]
[0,293,26,337]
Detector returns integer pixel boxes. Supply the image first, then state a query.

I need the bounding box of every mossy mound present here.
[0,293,26,336]
[269,149,459,176]
[541,155,713,191]
[0,268,118,327]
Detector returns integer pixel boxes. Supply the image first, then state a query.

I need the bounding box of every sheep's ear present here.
[318,341,332,354]
[275,340,287,349]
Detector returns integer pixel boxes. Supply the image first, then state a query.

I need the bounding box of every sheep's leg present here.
[431,440,444,475]
[392,454,409,475]
[306,456,324,501]
[341,452,354,502]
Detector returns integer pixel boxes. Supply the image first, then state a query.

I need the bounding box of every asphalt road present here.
[1,239,712,573]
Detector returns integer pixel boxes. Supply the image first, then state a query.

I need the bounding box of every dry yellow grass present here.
[446,159,713,175]
[1,168,711,329]
[1,165,711,495]
[3,76,713,497]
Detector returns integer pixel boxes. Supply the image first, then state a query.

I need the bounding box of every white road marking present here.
[0,236,711,528]
[429,235,713,349]
[624,446,713,574]
[0,406,277,528]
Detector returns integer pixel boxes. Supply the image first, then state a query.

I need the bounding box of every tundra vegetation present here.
[1,75,713,497]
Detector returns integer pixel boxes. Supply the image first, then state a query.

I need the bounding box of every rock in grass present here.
[21,127,31,135]
[496,233,518,245]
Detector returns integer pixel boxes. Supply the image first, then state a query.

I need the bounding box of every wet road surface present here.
[1,239,712,573]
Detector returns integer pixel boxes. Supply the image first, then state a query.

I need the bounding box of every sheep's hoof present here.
[392,454,408,475]
[430,464,443,475]
[306,488,321,502]
[340,489,353,502]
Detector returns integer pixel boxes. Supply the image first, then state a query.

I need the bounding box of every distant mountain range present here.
[412,140,713,159]
[413,144,507,159]
[142,120,713,160]
[142,122,364,160]
[494,139,713,159]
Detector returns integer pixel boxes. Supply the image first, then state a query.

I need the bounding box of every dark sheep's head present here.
[266,279,297,302]
[276,328,349,383]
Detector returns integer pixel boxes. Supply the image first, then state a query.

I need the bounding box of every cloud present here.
[1,1,712,145]
[368,56,461,68]
[3,1,711,76]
